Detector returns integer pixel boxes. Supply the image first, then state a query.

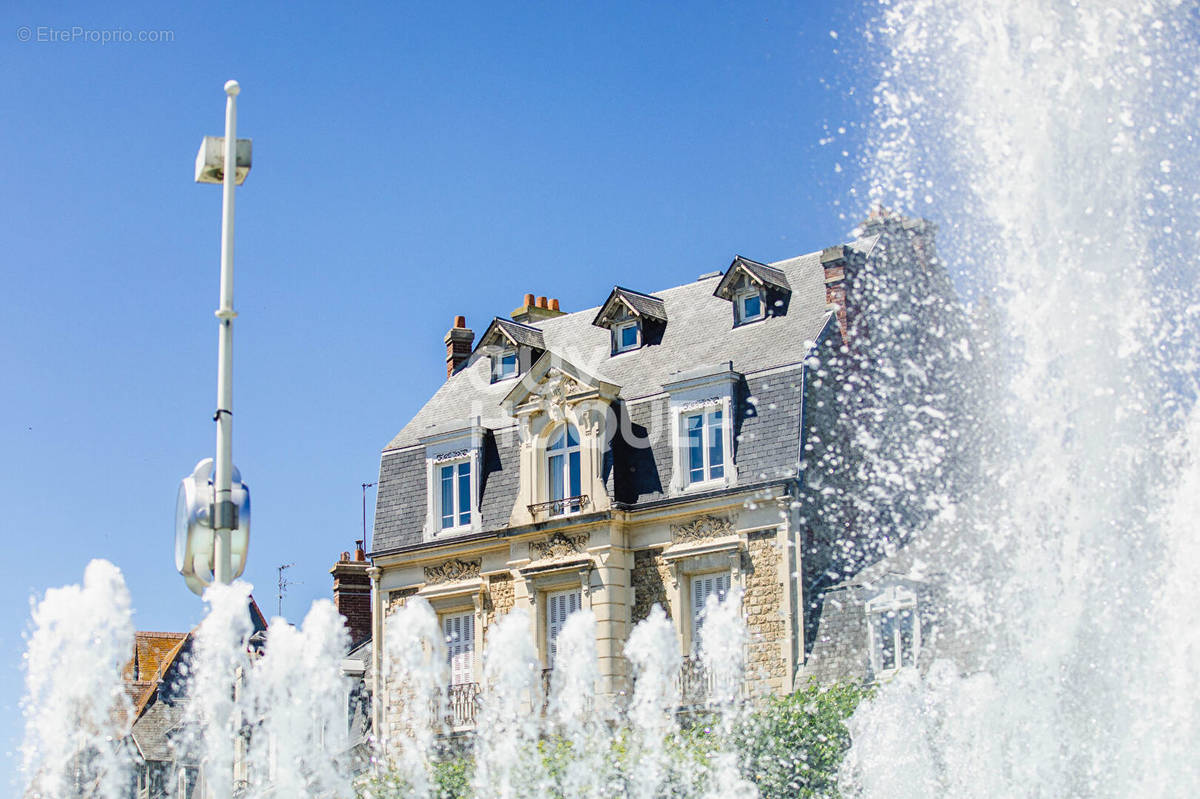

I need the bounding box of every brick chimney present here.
[821,245,852,345]
[330,543,372,647]
[444,315,474,378]
[512,293,566,324]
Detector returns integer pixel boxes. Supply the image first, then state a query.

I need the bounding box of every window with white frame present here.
[438,459,472,531]
[546,588,581,667]
[683,408,725,485]
[612,319,641,354]
[734,287,764,325]
[443,610,475,686]
[493,348,519,382]
[867,587,919,675]
[691,571,730,647]
[546,424,582,515]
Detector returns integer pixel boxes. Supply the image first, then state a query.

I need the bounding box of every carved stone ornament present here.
[671,515,734,544]
[423,558,482,585]
[534,369,587,423]
[531,531,589,561]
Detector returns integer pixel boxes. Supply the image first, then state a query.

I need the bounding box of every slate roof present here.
[713,255,792,298]
[385,237,875,451]
[591,286,668,327]
[373,237,878,554]
[476,317,546,350]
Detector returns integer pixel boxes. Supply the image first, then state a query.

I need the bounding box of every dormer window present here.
[475,317,546,384]
[438,458,472,530]
[866,586,920,676]
[684,408,725,485]
[494,349,519,381]
[613,320,641,354]
[591,286,667,356]
[663,363,739,495]
[734,288,764,325]
[713,255,790,327]
[419,423,486,540]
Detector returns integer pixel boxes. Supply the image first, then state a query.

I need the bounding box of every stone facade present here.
[631,548,671,625]
[744,529,787,697]
[484,572,514,632]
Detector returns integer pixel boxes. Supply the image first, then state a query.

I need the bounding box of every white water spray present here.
[21,560,134,799]
[843,1,1200,796]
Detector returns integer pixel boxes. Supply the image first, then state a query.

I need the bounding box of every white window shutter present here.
[547,589,580,667]
[444,612,474,685]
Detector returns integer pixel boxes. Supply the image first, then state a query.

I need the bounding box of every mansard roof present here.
[384,236,877,451]
[475,317,546,351]
[712,255,791,299]
[591,286,668,328]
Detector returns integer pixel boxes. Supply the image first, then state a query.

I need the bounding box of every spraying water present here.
[21,560,134,799]
[841,0,1200,796]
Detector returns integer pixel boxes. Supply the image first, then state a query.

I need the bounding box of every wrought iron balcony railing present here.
[677,655,716,706]
[527,494,589,521]
[445,682,481,728]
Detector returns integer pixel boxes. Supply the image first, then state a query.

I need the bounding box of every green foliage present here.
[738,680,870,799]
[357,680,867,799]
[432,756,473,799]
[355,755,474,799]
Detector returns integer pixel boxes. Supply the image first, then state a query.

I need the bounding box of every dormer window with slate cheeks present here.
[663,362,740,495]
[591,286,668,356]
[712,255,791,327]
[418,422,488,540]
[474,317,547,384]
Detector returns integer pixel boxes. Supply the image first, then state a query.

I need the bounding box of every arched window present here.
[546,423,582,516]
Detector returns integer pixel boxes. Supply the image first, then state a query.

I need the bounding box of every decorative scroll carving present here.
[530,531,589,561]
[424,558,482,585]
[671,515,734,544]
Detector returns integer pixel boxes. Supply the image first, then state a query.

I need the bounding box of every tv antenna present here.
[276,563,295,617]
[362,482,375,550]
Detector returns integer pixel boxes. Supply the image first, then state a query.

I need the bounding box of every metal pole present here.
[213,80,240,585]
[362,482,375,549]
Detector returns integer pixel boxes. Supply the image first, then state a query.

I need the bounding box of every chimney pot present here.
[444,318,475,378]
[523,293,535,308]
[537,296,548,309]
[550,298,560,311]
[340,551,350,562]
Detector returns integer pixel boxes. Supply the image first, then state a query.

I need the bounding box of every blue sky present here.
[1,0,877,786]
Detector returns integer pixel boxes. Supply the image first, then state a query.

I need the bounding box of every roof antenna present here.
[362,482,376,551]
[276,563,294,617]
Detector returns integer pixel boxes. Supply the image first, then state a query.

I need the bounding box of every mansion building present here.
[366,213,967,729]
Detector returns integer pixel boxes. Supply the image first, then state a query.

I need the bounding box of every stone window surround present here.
[416,576,487,684]
[502,355,619,527]
[864,583,920,678]
[519,558,595,670]
[418,423,487,542]
[663,365,740,496]
[661,532,748,654]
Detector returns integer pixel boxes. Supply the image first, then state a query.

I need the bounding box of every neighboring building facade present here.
[368,213,973,729]
[117,602,269,799]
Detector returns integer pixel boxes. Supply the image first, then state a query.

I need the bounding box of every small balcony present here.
[444,682,481,729]
[677,655,716,706]
[527,495,590,522]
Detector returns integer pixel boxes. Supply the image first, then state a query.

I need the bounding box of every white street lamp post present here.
[176,81,253,595]
[211,80,240,586]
